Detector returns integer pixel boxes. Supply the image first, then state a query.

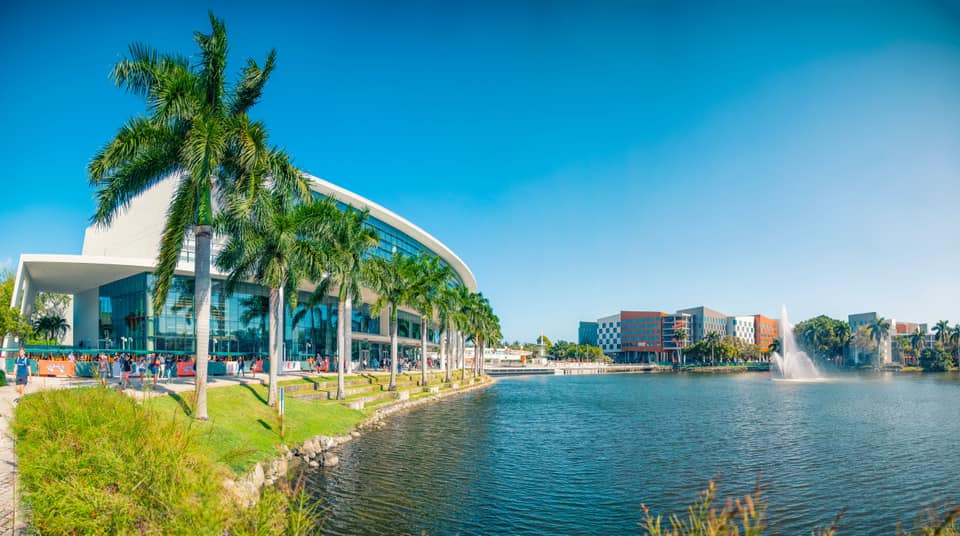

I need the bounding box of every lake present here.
[306,372,960,534]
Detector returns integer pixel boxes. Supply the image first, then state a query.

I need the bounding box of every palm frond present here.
[231,49,277,115]
[153,179,197,314]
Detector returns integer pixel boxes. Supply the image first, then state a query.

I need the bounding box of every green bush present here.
[13,388,228,534]
[0,369,5,386]
[13,387,324,535]
[920,347,952,372]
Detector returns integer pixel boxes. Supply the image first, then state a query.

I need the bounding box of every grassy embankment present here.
[146,370,475,472]
[12,370,483,534]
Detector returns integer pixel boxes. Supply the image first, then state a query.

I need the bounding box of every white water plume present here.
[771,305,821,381]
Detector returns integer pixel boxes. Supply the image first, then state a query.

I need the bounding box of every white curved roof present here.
[305,174,477,292]
[79,173,476,291]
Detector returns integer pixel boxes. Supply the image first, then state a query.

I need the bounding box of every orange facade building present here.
[754,314,779,352]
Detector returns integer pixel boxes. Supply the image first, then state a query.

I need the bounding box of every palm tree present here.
[464,292,498,377]
[365,253,418,391]
[409,255,453,386]
[450,285,471,382]
[33,315,70,343]
[933,320,951,348]
[910,328,926,366]
[769,337,782,356]
[705,331,721,365]
[673,328,687,365]
[88,14,307,420]
[324,207,378,400]
[868,317,891,366]
[215,188,337,407]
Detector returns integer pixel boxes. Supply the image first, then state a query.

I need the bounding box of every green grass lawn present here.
[147,381,373,473]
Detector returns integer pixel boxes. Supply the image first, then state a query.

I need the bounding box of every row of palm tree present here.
[90,13,500,418]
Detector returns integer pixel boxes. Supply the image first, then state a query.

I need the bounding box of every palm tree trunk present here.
[459,332,466,381]
[345,295,354,386]
[443,325,451,383]
[388,306,398,391]
[420,314,428,386]
[336,297,346,400]
[194,225,212,421]
[267,287,282,407]
[473,338,480,377]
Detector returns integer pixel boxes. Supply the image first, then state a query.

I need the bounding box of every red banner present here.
[177,361,196,376]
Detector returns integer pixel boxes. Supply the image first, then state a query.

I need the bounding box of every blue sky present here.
[2,1,958,341]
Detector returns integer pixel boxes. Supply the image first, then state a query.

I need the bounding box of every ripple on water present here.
[305,373,960,535]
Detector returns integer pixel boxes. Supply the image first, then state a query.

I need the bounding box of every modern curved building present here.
[3,175,476,364]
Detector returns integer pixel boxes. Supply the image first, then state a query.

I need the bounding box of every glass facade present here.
[97,272,430,363]
[317,193,465,287]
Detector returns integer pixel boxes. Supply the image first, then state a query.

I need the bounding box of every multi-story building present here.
[848,312,895,365]
[578,321,598,347]
[597,314,621,356]
[662,312,692,361]
[677,306,728,343]
[620,311,666,363]
[895,322,926,336]
[4,175,477,368]
[725,316,756,345]
[753,314,779,352]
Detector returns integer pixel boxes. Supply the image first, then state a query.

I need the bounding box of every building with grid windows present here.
[597,314,622,355]
[3,175,477,366]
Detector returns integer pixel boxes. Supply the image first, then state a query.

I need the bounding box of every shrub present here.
[13,387,228,534]
[920,347,951,372]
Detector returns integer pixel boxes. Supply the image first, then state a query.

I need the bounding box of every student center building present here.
[3,176,477,368]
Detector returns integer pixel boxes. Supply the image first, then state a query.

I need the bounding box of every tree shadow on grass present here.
[256,418,273,432]
[168,392,194,417]
[241,382,268,405]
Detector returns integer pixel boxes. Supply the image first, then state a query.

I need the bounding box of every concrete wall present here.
[72,288,99,350]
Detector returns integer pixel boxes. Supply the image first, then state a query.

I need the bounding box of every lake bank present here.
[9,370,493,534]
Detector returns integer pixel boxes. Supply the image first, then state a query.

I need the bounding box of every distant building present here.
[726,316,756,345]
[895,322,925,336]
[620,311,666,363]
[597,313,621,357]
[662,313,692,360]
[578,321,599,347]
[848,312,895,365]
[753,314,779,352]
[677,306,728,343]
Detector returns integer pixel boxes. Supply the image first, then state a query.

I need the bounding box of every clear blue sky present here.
[2,1,959,342]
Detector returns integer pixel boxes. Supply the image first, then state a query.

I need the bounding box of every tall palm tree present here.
[215,188,337,407]
[365,253,418,391]
[88,13,306,420]
[409,255,453,386]
[323,207,377,400]
[868,317,891,365]
[910,328,926,365]
[705,331,721,365]
[463,291,498,377]
[933,320,951,348]
[673,327,687,365]
[450,285,471,382]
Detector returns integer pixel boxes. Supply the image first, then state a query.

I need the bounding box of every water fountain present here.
[771,305,822,381]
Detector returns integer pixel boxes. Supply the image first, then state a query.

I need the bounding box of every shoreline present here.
[225,375,496,504]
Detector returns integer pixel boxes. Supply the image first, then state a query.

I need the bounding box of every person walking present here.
[14,348,31,397]
[149,354,160,387]
[120,354,132,389]
[164,354,175,384]
[237,355,246,378]
[98,353,110,387]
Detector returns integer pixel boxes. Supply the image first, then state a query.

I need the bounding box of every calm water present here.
[306,373,960,534]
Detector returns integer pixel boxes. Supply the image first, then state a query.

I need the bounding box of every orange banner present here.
[37,361,76,377]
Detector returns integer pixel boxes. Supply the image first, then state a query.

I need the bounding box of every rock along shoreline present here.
[224,376,496,506]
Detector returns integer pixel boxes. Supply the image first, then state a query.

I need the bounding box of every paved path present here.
[0,369,373,534]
